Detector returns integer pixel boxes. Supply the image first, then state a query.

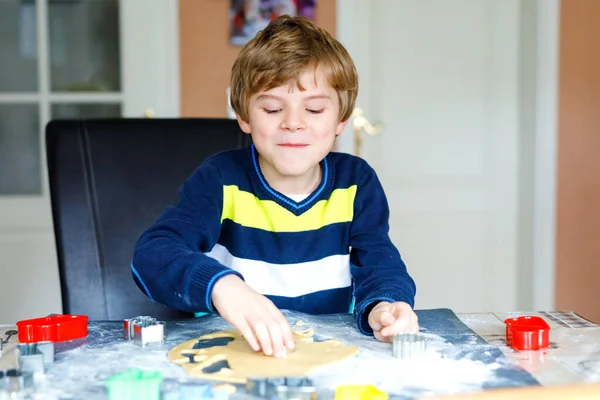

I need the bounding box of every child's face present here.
[237,67,348,184]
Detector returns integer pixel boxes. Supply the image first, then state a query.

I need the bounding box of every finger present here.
[282,323,296,350]
[251,320,273,356]
[411,314,420,334]
[409,323,420,334]
[380,311,396,327]
[389,302,405,319]
[401,311,419,334]
[370,306,396,332]
[381,304,417,336]
[373,329,392,343]
[368,303,388,331]
[268,320,287,358]
[381,315,411,337]
[236,318,261,352]
[270,307,295,350]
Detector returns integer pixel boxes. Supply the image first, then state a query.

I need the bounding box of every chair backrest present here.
[46,118,251,321]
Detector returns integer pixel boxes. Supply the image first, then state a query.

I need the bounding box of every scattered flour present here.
[14,312,532,400]
[308,333,501,398]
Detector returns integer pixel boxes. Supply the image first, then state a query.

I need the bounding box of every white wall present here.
[0,0,558,322]
[0,233,61,322]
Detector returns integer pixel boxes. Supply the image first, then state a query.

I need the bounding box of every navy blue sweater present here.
[132,145,416,334]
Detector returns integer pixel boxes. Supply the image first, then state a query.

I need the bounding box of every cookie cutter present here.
[123,316,165,347]
[505,315,551,350]
[335,384,388,400]
[0,369,34,393]
[0,330,18,357]
[163,383,231,400]
[16,342,55,374]
[246,377,316,400]
[105,368,163,400]
[392,333,427,359]
[16,314,88,344]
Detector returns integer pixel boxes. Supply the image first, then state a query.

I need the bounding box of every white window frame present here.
[0,0,180,231]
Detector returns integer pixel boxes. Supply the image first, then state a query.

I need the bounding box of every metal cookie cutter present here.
[16,342,55,374]
[0,330,18,357]
[392,333,427,359]
[246,377,317,400]
[0,369,34,393]
[124,316,165,347]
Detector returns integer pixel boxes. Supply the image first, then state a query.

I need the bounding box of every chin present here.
[276,167,313,177]
[274,162,315,177]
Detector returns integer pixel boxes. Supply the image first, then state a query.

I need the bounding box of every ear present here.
[236,113,251,134]
[335,119,349,136]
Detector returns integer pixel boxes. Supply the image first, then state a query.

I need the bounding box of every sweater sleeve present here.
[349,162,416,335]
[131,160,243,313]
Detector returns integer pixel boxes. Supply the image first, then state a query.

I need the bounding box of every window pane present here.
[0,0,38,92]
[49,0,120,92]
[51,103,121,119]
[0,104,40,195]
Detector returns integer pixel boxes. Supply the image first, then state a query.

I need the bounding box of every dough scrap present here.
[168,329,359,383]
[293,327,314,339]
[212,384,237,394]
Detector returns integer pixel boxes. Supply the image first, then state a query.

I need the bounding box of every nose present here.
[280,109,305,132]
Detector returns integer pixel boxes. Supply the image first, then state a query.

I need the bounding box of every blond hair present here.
[230,15,358,122]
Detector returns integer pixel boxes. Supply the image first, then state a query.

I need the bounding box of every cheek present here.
[248,110,271,128]
[312,120,340,139]
[249,118,275,139]
[252,128,277,143]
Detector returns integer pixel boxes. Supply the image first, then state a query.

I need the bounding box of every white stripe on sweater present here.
[205,243,351,297]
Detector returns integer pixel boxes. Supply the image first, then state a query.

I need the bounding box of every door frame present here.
[0,0,182,232]
[531,0,560,312]
[0,0,182,322]
[335,0,561,312]
[120,0,181,118]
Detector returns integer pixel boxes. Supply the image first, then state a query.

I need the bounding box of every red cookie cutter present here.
[16,314,89,344]
[504,315,550,350]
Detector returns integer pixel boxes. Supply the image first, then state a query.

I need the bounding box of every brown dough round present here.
[167,329,359,383]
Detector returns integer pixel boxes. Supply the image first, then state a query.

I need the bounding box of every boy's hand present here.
[211,274,295,357]
[367,301,419,342]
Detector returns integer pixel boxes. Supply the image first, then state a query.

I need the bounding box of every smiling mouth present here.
[278,143,308,148]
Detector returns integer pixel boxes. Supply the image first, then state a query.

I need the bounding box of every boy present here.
[132,15,417,358]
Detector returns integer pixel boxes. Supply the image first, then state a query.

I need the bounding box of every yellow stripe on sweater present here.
[221,185,356,232]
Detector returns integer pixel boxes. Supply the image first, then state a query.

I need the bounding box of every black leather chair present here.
[46,118,251,321]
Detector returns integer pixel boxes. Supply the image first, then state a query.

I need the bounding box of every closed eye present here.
[307,109,324,114]
[263,108,281,114]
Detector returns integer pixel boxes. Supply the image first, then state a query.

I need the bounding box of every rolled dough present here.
[167,328,359,383]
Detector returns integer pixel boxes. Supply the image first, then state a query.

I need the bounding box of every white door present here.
[0,0,179,323]
[337,0,522,312]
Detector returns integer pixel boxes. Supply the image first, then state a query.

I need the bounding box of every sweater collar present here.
[247,144,333,214]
